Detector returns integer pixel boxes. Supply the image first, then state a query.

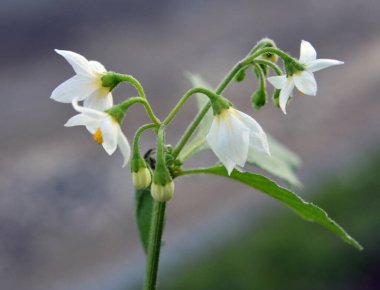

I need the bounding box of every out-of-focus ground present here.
[0,0,379,289]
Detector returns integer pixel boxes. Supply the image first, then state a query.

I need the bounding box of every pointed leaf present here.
[179,165,362,250]
[135,187,154,253]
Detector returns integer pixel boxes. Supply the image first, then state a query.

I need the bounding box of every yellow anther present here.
[93,128,103,144]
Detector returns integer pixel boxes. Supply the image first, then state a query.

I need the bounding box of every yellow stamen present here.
[93,128,103,144]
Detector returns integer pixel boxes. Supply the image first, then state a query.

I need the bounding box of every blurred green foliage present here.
[162,152,380,290]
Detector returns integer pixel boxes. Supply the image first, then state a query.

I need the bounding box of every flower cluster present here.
[51,39,343,200]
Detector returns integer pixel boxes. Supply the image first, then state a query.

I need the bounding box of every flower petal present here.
[306,59,344,73]
[267,75,287,89]
[51,75,98,103]
[206,110,250,175]
[64,113,98,129]
[299,40,317,64]
[236,111,270,155]
[293,70,317,96]
[83,91,113,111]
[100,116,119,155]
[72,98,108,119]
[117,132,131,167]
[89,60,107,74]
[55,49,95,77]
[279,78,295,114]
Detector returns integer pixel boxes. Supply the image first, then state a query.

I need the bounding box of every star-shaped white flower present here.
[268,40,344,114]
[51,50,113,111]
[206,107,270,175]
[65,99,130,167]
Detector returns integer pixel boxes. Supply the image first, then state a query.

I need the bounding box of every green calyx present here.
[105,106,125,125]
[131,155,148,173]
[210,95,232,116]
[153,164,173,186]
[101,72,123,91]
[284,59,306,76]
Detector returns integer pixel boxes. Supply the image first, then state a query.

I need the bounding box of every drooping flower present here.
[65,99,130,167]
[267,40,344,114]
[206,107,270,175]
[51,50,113,111]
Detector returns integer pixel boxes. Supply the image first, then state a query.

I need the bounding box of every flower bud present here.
[251,88,267,110]
[151,180,174,202]
[132,167,152,190]
[131,156,151,189]
[234,68,246,82]
[151,163,174,202]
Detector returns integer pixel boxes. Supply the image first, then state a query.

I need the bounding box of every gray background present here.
[0,0,379,289]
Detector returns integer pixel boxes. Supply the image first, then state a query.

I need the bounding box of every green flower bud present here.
[132,167,152,190]
[251,88,267,110]
[234,68,246,82]
[151,180,174,202]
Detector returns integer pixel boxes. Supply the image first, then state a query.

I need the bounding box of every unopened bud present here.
[151,180,174,202]
[234,69,246,82]
[251,88,267,110]
[132,167,152,189]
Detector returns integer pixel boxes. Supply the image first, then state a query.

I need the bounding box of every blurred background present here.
[1,0,379,289]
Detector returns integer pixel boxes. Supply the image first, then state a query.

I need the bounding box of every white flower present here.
[51,50,113,111]
[65,99,130,167]
[206,107,270,175]
[268,40,344,114]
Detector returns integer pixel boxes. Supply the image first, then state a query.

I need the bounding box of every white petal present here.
[117,132,131,167]
[267,75,287,89]
[299,40,317,64]
[72,99,108,119]
[293,70,317,96]
[64,113,98,128]
[279,78,295,114]
[100,117,119,155]
[51,75,98,103]
[236,111,270,155]
[306,59,344,73]
[55,49,95,77]
[206,110,250,175]
[89,60,106,74]
[83,91,113,111]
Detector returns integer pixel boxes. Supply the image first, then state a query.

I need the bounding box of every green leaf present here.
[247,135,302,188]
[179,165,363,250]
[135,187,154,253]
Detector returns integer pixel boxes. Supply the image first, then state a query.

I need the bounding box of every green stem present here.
[171,61,244,159]
[163,87,221,125]
[113,73,146,99]
[243,47,293,65]
[132,123,157,158]
[119,97,161,125]
[253,63,266,92]
[254,59,283,75]
[144,201,166,290]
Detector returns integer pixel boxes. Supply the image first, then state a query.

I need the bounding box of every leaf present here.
[247,135,302,188]
[135,187,154,253]
[181,73,302,188]
[180,165,363,250]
